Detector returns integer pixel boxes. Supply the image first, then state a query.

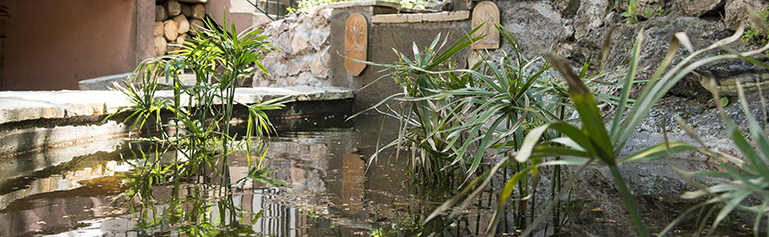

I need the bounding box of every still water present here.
[0,114,442,236]
[3,112,755,237]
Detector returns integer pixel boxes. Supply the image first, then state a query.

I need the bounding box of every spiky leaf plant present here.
[427,17,769,236]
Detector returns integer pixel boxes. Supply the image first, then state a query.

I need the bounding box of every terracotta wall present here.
[2,0,153,90]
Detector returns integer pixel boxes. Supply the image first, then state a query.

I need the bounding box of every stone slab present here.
[79,72,198,90]
[371,14,408,23]
[0,91,128,124]
[371,11,470,23]
[324,0,400,10]
[77,73,132,90]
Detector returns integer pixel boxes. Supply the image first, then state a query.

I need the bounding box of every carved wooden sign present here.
[471,1,500,50]
[344,13,368,76]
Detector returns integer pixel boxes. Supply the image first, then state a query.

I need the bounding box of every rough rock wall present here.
[253,7,333,87]
[478,0,767,101]
[251,0,769,99]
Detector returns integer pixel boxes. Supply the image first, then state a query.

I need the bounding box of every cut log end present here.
[164,20,179,41]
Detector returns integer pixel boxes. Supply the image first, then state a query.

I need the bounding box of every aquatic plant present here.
[353,26,484,187]
[111,17,288,235]
[425,17,769,237]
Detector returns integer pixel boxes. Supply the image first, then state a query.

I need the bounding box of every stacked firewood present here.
[155,0,207,56]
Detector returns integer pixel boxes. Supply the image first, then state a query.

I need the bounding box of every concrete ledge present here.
[0,90,130,124]
[371,11,469,23]
[77,73,132,90]
[0,86,355,157]
[78,73,199,90]
[0,87,354,125]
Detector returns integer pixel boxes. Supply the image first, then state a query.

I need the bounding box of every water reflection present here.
[341,153,364,216]
[0,115,449,236]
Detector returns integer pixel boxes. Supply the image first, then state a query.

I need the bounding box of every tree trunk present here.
[176,33,188,46]
[180,4,191,17]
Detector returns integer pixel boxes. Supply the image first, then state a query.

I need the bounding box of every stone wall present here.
[420,0,769,104]
[252,1,471,111]
[253,0,769,109]
[253,7,334,88]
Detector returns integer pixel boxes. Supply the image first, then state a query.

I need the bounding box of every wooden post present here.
[189,19,204,36]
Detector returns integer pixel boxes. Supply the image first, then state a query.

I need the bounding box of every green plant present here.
[621,0,663,24]
[621,0,641,24]
[351,26,486,188]
[425,19,769,237]
[644,6,664,19]
[660,65,769,236]
[359,24,628,233]
[113,17,288,235]
[741,5,769,57]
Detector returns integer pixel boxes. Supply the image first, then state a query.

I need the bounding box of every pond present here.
[0,113,758,236]
[0,114,462,236]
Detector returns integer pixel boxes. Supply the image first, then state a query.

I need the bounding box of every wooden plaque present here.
[344,13,367,76]
[471,1,500,50]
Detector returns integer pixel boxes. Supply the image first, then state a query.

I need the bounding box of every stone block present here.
[679,0,724,17]
[273,63,289,78]
[310,29,330,50]
[295,72,315,86]
[310,55,328,78]
[725,0,767,34]
[300,56,313,71]
[287,59,302,76]
[324,0,401,10]
[291,31,311,54]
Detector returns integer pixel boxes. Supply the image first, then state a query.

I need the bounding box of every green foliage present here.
[353,27,485,187]
[421,15,769,237]
[660,14,769,236]
[741,5,769,57]
[661,77,769,237]
[621,0,664,24]
[112,16,288,236]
